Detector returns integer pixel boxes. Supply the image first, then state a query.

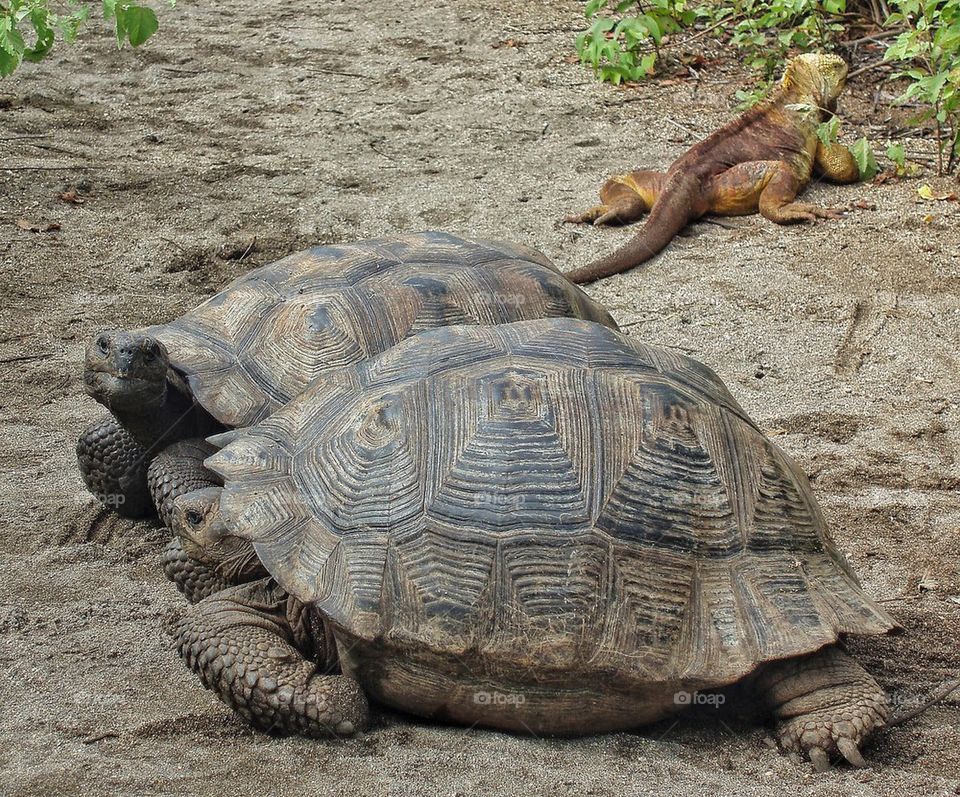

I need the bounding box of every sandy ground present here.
[2,0,959,795]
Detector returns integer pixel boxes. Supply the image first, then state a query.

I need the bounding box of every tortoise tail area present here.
[564,172,705,284]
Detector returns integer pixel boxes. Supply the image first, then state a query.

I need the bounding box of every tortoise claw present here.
[837,737,867,768]
[809,746,831,772]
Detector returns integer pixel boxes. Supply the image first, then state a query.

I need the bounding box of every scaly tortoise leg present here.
[170,578,369,737]
[757,645,889,771]
[161,539,233,603]
[148,438,224,601]
[76,414,153,517]
[565,170,665,226]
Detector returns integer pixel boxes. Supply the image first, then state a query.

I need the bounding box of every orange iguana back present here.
[563,53,860,284]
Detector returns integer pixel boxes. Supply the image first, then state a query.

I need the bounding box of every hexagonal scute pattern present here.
[209,319,896,692]
[143,232,617,428]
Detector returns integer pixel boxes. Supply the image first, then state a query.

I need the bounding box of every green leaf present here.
[22,5,54,61]
[124,4,157,46]
[0,19,26,57]
[585,0,608,16]
[639,50,656,76]
[0,47,20,76]
[817,115,840,146]
[113,4,127,47]
[886,142,906,168]
[851,137,878,181]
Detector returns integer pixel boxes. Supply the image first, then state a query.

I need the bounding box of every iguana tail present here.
[565,173,703,284]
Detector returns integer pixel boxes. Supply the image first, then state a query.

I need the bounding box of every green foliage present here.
[851,136,878,178]
[0,0,169,76]
[576,0,847,85]
[575,0,703,84]
[816,114,841,145]
[723,0,847,79]
[883,0,960,174]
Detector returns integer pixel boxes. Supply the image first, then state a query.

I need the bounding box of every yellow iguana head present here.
[781,53,848,111]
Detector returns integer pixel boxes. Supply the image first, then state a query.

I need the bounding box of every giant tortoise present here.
[169,318,896,771]
[77,232,616,595]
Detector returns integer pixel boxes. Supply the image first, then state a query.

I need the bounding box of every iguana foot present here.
[564,204,610,224]
[566,170,663,227]
[564,197,650,226]
[768,202,846,223]
[757,646,888,772]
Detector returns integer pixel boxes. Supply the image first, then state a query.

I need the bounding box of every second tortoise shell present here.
[144,231,616,428]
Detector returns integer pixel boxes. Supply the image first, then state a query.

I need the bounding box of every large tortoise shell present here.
[144,232,616,428]
[209,319,895,689]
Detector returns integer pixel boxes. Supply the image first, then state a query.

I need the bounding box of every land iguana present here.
[563,53,860,284]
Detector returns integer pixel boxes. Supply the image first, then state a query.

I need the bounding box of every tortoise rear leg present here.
[148,438,225,602]
[171,578,368,737]
[565,170,665,226]
[757,646,889,771]
[76,414,152,517]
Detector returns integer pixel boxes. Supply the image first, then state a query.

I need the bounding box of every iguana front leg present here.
[565,170,666,226]
[708,160,845,223]
[815,139,860,183]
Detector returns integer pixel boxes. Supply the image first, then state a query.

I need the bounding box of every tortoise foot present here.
[758,646,888,771]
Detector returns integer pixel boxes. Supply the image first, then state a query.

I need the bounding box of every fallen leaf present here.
[58,188,84,204]
[15,218,61,232]
[493,38,525,49]
[563,53,580,64]
[918,184,959,201]
[919,571,939,592]
[873,170,897,185]
[852,200,877,210]
[216,236,257,261]
[923,214,934,224]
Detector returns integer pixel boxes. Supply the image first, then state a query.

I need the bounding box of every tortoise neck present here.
[111,385,196,456]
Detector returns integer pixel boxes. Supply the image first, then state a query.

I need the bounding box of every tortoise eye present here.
[96,335,110,355]
[185,509,202,526]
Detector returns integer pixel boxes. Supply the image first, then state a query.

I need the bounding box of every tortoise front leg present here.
[76,414,153,517]
[171,579,368,737]
[757,645,889,771]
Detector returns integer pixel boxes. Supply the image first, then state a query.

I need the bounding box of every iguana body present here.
[564,54,860,284]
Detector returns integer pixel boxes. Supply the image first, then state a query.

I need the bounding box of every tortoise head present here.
[172,487,265,583]
[84,330,170,412]
[782,53,848,112]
